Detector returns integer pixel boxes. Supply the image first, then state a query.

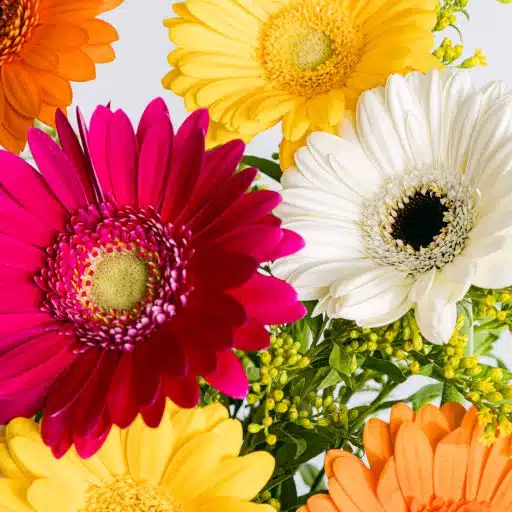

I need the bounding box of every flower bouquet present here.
[0,0,511,511]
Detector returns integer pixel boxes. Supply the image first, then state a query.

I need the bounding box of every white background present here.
[75,0,512,492]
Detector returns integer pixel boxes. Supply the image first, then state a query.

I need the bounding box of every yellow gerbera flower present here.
[0,402,275,512]
[163,0,440,165]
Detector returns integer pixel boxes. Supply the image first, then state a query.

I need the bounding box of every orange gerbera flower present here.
[302,403,512,512]
[0,0,123,153]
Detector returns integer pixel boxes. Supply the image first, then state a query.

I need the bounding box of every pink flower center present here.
[37,203,193,352]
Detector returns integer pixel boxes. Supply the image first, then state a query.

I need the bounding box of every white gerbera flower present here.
[274,69,512,344]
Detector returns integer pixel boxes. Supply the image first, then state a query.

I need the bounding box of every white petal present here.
[312,294,330,317]
[438,258,474,303]
[477,169,512,215]
[408,267,436,302]
[478,81,508,110]
[281,167,311,189]
[335,283,412,322]
[338,110,359,143]
[470,208,512,239]
[415,297,457,345]
[473,249,512,288]
[463,235,510,259]
[357,90,408,176]
[358,296,414,328]
[385,74,431,167]
[423,70,443,164]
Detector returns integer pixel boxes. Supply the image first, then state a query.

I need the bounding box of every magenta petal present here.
[183,138,245,217]
[264,228,305,261]
[163,376,200,409]
[136,97,171,147]
[205,350,249,399]
[0,283,44,312]
[107,351,138,428]
[133,341,161,407]
[0,312,55,338]
[191,250,258,290]
[160,109,208,222]
[74,418,111,459]
[87,105,115,199]
[186,167,258,233]
[137,119,173,210]
[0,385,50,424]
[55,110,96,203]
[0,234,46,270]
[0,188,56,248]
[230,274,305,325]
[28,128,90,212]
[234,318,270,351]
[140,391,166,428]
[0,151,66,227]
[196,189,282,243]
[107,110,138,207]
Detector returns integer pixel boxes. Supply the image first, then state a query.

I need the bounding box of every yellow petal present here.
[201,404,231,432]
[97,426,127,477]
[0,443,30,484]
[8,437,98,489]
[211,419,243,457]
[307,90,345,128]
[195,78,266,107]
[179,53,262,79]
[198,452,275,500]
[170,24,253,58]
[0,479,32,512]
[27,479,86,512]
[5,419,40,442]
[169,408,208,455]
[194,496,276,512]
[282,102,311,141]
[126,413,174,484]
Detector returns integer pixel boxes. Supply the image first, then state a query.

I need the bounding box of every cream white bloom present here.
[274,69,512,344]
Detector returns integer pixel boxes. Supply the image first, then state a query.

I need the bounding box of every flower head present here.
[274,69,512,343]
[0,0,123,153]
[303,402,511,512]
[0,100,305,457]
[0,402,275,512]
[163,0,440,160]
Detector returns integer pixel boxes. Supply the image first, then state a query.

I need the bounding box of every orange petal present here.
[305,494,340,512]
[415,404,451,449]
[29,68,73,107]
[466,424,491,501]
[395,422,434,505]
[37,104,60,127]
[390,404,414,445]
[0,90,4,124]
[491,468,512,512]
[364,418,393,477]
[376,458,407,512]
[1,61,41,118]
[476,436,511,502]
[98,0,124,13]
[2,97,33,140]
[79,18,119,44]
[83,45,116,63]
[433,427,470,501]
[0,124,27,153]
[328,477,362,512]
[19,43,60,71]
[461,407,478,434]
[325,450,345,479]
[39,0,105,23]
[440,403,467,431]
[30,24,89,49]
[56,50,96,81]
[332,453,386,512]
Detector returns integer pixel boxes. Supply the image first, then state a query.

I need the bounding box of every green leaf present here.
[317,368,343,391]
[293,437,308,459]
[279,476,298,509]
[243,156,282,182]
[442,382,465,405]
[329,344,352,374]
[410,383,444,411]
[417,364,434,377]
[364,357,406,383]
[299,463,319,487]
[290,377,306,397]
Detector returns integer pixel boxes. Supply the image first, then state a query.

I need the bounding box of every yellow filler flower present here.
[163,0,439,168]
[0,402,275,512]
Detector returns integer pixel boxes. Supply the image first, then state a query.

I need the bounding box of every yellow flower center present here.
[259,0,363,97]
[0,0,39,65]
[89,252,149,312]
[83,477,183,512]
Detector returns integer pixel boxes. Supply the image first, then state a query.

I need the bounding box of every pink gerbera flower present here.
[0,100,306,458]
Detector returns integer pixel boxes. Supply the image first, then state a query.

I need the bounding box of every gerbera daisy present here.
[302,402,512,512]
[0,99,305,458]
[162,0,439,159]
[0,402,276,512]
[274,69,512,344]
[0,0,122,154]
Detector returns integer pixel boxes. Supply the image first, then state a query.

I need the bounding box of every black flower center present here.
[391,192,448,251]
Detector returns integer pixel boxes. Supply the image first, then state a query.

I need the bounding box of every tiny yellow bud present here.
[265,398,275,410]
[444,365,456,380]
[461,356,478,369]
[368,341,378,351]
[275,403,289,414]
[273,390,284,402]
[263,416,273,427]
[252,383,261,393]
[317,418,330,427]
[490,368,504,382]
[299,410,309,418]
[289,410,298,421]
[270,368,279,379]
[269,498,281,511]
[298,357,310,369]
[261,375,271,385]
[503,386,512,400]
[499,292,512,303]
[466,391,481,402]
[248,423,263,434]
[369,333,379,343]
[260,351,271,365]
[279,371,288,385]
[300,418,314,429]
[466,365,483,377]
[266,434,277,446]
[349,330,359,339]
[273,356,284,367]
[323,396,334,407]
[247,394,259,405]
[349,409,359,421]
[487,391,504,403]
[409,361,421,374]
[287,355,301,366]
[315,397,323,409]
[497,311,508,321]
[260,491,272,502]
